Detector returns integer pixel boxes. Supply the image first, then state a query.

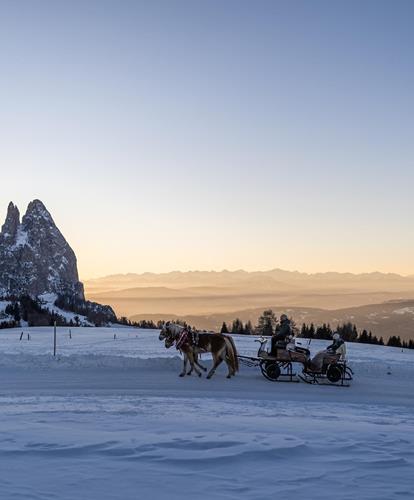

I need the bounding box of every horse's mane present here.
[168,323,186,335]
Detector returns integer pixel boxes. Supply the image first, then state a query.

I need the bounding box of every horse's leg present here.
[195,359,207,372]
[207,350,224,379]
[224,350,235,377]
[217,345,233,378]
[194,351,207,372]
[187,350,202,377]
[212,344,233,378]
[225,353,233,378]
[187,351,194,375]
[179,352,187,377]
[225,355,231,373]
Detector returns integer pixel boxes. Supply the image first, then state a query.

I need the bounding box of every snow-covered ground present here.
[1,327,413,500]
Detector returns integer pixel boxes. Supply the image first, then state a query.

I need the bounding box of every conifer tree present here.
[244,320,254,335]
[300,323,308,338]
[308,323,315,339]
[358,330,370,343]
[256,309,277,336]
[220,322,229,334]
[387,335,402,348]
[231,318,244,334]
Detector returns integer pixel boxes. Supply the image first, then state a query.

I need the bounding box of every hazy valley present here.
[85,269,414,340]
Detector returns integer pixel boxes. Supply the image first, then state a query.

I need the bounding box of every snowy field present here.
[1,327,414,500]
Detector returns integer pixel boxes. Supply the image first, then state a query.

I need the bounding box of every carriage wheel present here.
[260,361,281,381]
[326,364,342,383]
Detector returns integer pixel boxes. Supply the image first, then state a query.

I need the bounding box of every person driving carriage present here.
[270,314,292,355]
[309,333,346,372]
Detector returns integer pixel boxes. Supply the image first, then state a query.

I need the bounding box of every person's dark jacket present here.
[271,319,291,354]
[327,339,344,352]
[274,319,292,341]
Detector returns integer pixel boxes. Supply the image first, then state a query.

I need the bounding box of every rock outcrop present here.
[0,200,84,299]
[0,200,116,326]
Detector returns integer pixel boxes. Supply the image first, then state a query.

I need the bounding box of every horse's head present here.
[159,321,171,341]
[164,335,175,349]
[159,322,185,349]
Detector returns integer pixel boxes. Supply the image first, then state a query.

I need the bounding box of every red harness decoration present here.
[175,330,189,350]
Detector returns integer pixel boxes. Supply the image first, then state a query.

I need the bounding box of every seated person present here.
[271,314,292,355]
[309,333,346,372]
[327,333,346,358]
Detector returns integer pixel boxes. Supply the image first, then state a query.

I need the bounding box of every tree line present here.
[119,317,167,330]
[49,308,414,350]
[219,309,414,349]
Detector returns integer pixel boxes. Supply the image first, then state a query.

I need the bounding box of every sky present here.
[0,0,413,279]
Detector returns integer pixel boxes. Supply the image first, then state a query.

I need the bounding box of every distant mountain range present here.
[85,269,414,340]
[85,269,414,293]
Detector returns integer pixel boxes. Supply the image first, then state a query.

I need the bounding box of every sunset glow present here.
[1,1,413,278]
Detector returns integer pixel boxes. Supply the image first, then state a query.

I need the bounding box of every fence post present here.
[53,321,57,356]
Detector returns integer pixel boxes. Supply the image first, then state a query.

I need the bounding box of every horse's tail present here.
[224,335,239,373]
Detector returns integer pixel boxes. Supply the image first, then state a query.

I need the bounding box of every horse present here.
[160,323,239,379]
[159,322,239,379]
[159,323,207,377]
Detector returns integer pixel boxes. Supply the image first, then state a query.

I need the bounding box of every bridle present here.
[160,323,188,350]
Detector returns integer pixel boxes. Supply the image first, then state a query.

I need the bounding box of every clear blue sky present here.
[0,0,413,277]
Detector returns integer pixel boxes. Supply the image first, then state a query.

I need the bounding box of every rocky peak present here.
[0,202,20,243]
[0,199,85,299]
[23,199,53,223]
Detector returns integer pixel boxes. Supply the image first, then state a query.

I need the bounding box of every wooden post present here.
[53,321,57,356]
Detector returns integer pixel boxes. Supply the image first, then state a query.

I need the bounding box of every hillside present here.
[129,300,414,341]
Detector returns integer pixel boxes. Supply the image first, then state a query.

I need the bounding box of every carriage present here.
[238,337,353,386]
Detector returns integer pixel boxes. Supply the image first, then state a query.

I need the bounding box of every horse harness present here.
[175,328,199,351]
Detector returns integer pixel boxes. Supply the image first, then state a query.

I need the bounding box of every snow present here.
[393,307,414,315]
[0,328,413,499]
[0,300,14,323]
[0,300,10,313]
[38,292,93,326]
[11,226,28,248]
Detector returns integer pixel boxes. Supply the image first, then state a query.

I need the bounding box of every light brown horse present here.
[159,323,239,379]
[159,323,207,377]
